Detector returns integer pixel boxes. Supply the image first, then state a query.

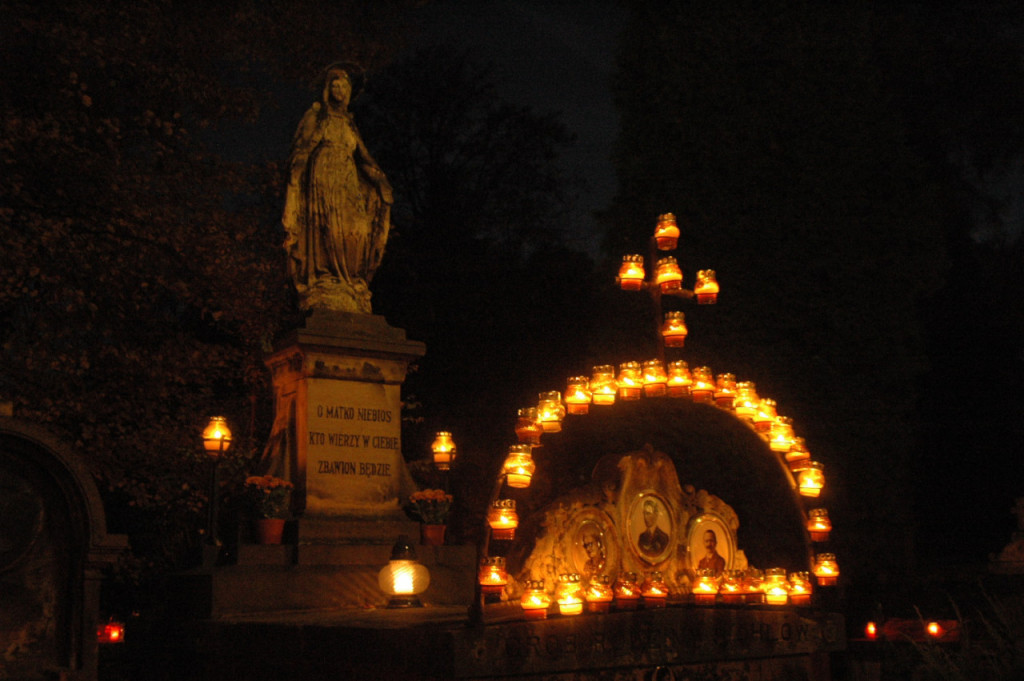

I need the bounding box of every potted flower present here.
[244,475,293,544]
[409,488,453,545]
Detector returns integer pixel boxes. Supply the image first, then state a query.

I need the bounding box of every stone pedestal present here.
[261,311,425,523]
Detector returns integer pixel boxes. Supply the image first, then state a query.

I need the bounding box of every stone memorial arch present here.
[0,416,126,681]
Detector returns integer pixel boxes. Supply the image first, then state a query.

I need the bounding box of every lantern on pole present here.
[431,431,456,470]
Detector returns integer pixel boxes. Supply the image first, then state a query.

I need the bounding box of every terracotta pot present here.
[255,518,286,545]
[420,523,446,546]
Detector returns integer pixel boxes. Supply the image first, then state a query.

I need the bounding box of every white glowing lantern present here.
[378,537,430,608]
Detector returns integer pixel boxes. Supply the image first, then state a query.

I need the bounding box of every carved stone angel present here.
[282,63,393,313]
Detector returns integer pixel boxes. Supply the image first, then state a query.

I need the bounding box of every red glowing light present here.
[865,621,877,639]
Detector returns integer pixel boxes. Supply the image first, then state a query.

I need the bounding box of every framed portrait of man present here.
[628,492,673,564]
[686,513,734,576]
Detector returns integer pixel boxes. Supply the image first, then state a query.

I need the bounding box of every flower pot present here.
[255,518,286,545]
[420,523,446,546]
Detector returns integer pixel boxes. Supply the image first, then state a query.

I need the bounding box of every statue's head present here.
[319,62,364,105]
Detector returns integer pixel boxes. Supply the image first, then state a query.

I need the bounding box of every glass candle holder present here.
[661,311,688,348]
[642,359,668,397]
[742,569,765,604]
[479,556,508,595]
[714,373,737,409]
[667,360,692,398]
[520,579,551,620]
[719,570,744,604]
[788,571,813,606]
[641,571,668,609]
[753,398,777,433]
[692,568,719,606]
[763,568,789,605]
[786,436,811,471]
[806,508,832,542]
[617,362,643,401]
[585,575,614,613]
[556,573,584,616]
[813,553,839,586]
[591,365,618,406]
[654,212,680,250]
[618,255,645,291]
[537,391,565,433]
[613,572,641,611]
[515,407,542,445]
[798,462,825,498]
[565,376,592,415]
[488,499,518,540]
[690,366,715,404]
[655,257,683,293]
[769,416,795,453]
[733,382,759,420]
[431,431,456,470]
[502,444,535,489]
[694,269,719,304]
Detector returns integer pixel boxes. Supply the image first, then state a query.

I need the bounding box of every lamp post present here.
[201,416,232,549]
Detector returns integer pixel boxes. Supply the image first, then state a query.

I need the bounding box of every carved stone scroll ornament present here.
[282,63,393,314]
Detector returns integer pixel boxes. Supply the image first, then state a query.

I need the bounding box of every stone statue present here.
[283,63,393,314]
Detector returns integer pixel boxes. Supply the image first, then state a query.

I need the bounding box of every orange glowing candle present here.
[714,373,737,409]
[556,573,584,616]
[520,579,551,620]
[786,437,811,471]
[488,499,518,540]
[613,572,641,611]
[537,391,565,433]
[788,571,813,606]
[690,366,715,404]
[655,257,683,293]
[813,553,839,586]
[479,556,508,595]
[719,570,743,604]
[654,212,680,250]
[694,269,719,304]
[431,431,456,470]
[586,575,614,613]
[753,398,777,433]
[661,310,688,348]
[591,365,618,406]
[515,407,542,445]
[692,568,719,606]
[642,359,668,397]
[806,508,832,542]
[617,362,643,401]
[733,382,759,420]
[769,416,795,453]
[564,376,592,415]
[798,462,825,498]
[742,569,765,604]
[618,255,645,291]
[502,444,535,489]
[641,571,668,609]
[667,360,692,398]
[763,568,789,605]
